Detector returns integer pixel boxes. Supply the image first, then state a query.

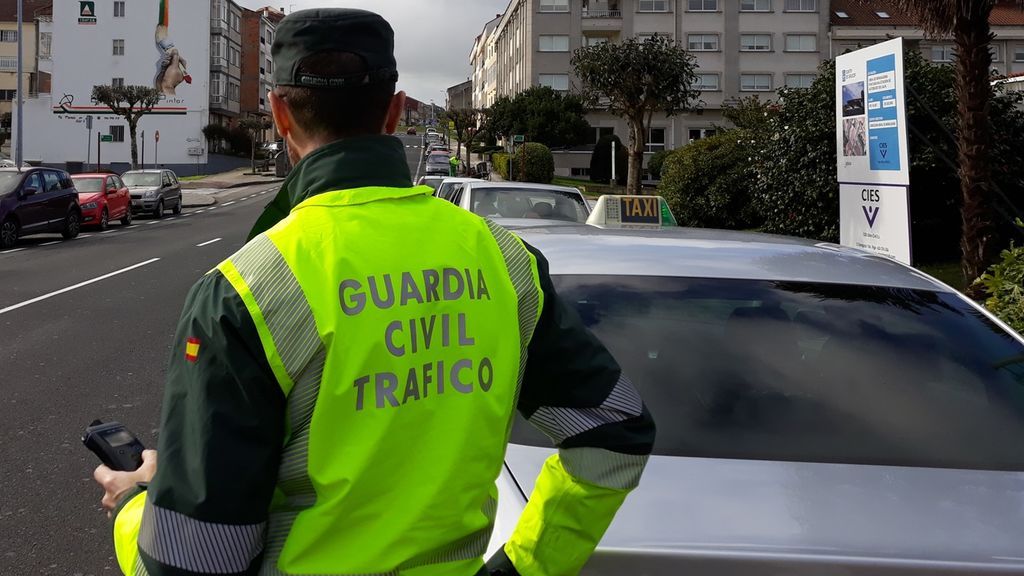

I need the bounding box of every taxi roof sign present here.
[586,195,678,229]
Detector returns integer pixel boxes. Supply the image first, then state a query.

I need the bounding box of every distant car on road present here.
[0,167,81,248]
[123,169,182,218]
[486,222,1024,574]
[433,177,480,202]
[443,181,590,223]
[423,143,450,157]
[416,175,445,191]
[71,173,131,230]
[406,126,417,135]
[424,152,452,176]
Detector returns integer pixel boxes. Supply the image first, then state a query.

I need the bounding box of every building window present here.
[1015,46,1024,62]
[784,0,816,10]
[785,73,815,88]
[228,82,240,102]
[0,57,15,71]
[571,167,591,177]
[112,77,124,87]
[931,44,955,63]
[112,39,125,56]
[539,74,569,91]
[695,73,720,91]
[689,128,716,142]
[539,0,569,12]
[39,32,51,57]
[593,126,615,143]
[740,0,771,11]
[990,44,1002,62]
[638,0,669,11]
[687,34,719,51]
[539,35,570,52]
[646,128,667,152]
[835,10,849,18]
[740,73,773,91]
[688,0,718,11]
[265,58,272,74]
[109,125,125,142]
[114,1,125,17]
[0,30,17,42]
[229,46,240,67]
[260,32,266,44]
[740,34,772,52]
[211,74,224,97]
[785,34,817,52]
[230,11,240,31]
[583,35,609,47]
[0,89,14,101]
[266,30,273,44]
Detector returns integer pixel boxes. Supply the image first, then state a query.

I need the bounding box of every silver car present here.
[433,177,481,202]
[446,181,591,223]
[487,224,1024,575]
[123,169,182,218]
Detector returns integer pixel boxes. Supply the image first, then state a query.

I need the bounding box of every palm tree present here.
[889,0,1023,286]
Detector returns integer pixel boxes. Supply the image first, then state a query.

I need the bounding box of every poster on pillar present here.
[839,184,912,265]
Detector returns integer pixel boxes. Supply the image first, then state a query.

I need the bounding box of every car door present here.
[167,171,181,203]
[40,170,67,227]
[160,171,172,203]
[107,175,129,218]
[14,172,47,232]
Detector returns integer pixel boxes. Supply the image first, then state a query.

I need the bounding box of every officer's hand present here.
[485,546,521,576]
[93,449,157,515]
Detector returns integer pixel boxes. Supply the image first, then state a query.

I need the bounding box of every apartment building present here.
[210,0,243,126]
[471,14,502,109]
[447,79,473,109]
[830,0,1024,78]
[240,6,278,141]
[483,0,828,175]
[0,0,50,118]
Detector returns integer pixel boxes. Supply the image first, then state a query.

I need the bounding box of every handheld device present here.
[82,420,145,472]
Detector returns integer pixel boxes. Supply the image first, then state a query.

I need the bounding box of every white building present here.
[18,0,210,169]
[471,14,502,109]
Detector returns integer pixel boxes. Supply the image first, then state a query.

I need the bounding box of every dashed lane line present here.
[0,258,161,316]
[196,238,222,247]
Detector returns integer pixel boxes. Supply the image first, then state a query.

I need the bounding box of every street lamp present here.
[15,0,23,168]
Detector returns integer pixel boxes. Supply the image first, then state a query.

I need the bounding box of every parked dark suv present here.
[0,168,82,249]
[123,169,182,218]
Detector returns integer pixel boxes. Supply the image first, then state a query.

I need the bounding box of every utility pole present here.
[15,0,23,169]
[611,138,617,185]
[141,130,145,169]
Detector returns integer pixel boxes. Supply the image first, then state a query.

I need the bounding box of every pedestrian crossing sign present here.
[79,1,97,24]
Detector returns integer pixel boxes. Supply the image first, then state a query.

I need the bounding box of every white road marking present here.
[127,225,139,229]
[40,241,61,246]
[146,221,159,224]
[182,213,193,217]
[78,234,93,239]
[101,229,116,234]
[207,206,218,211]
[196,237,222,247]
[224,201,236,206]
[1,248,26,254]
[0,258,161,316]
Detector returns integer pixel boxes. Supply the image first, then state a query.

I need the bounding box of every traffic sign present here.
[155,130,160,142]
[85,116,92,130]
[100,134,113,142]
[512,134,525,143]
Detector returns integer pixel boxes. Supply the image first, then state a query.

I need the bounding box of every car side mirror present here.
[107,188,117,195]
[22,187,37,197]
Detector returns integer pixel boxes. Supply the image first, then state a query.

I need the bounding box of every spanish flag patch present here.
[185,337,201,363]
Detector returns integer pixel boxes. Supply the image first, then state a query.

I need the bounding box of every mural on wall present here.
[154,0,192,95]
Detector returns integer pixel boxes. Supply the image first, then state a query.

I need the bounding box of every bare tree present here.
[91,85,162,169]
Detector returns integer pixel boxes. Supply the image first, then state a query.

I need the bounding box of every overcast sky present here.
[236,0,509,104]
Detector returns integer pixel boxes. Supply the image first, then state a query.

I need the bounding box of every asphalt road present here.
[0,135,425,575]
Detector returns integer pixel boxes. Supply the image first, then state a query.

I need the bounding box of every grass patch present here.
[918,261,965,290]
[552,176,620,198]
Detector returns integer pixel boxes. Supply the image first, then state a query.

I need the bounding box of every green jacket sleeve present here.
[112,270,286,576]
[504,243,656,576]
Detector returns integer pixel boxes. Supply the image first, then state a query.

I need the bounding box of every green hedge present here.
[975,229,1024,334]
[512,142,554,183]
[657,130,759,230]
[492,152,510,180]
[647,149,670,180]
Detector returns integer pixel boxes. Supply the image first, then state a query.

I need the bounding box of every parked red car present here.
[71,173,131,229]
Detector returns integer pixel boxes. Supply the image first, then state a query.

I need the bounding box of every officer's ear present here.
[269,90,292,140]
[384,91,406,136]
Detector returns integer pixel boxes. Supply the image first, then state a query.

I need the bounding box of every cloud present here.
[236,0,508,103]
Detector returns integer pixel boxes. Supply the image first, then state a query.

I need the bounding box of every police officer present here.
[93,9,655,576]
[449,153,461,177]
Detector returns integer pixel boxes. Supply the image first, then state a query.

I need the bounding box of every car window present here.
[112,175,124,189]
[162,173,171,186]
[469,188,588,222]
[511,276,1024,471]
[451,186,463,206]
[73,178,105,193]
[23,173,42,193]
[168,172,178,186]
[60,174,74,190]
[43,171,61,192]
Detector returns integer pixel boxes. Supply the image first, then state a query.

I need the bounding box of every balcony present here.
[582,6,622,30]
[582,9,622,18]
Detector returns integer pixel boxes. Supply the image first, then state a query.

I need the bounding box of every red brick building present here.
[240,6,283,142]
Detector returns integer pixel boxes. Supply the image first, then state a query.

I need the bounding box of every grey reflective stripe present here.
[484,220,542,404]
[138,498,266,573]
[231,233,321,389]
[529,374,644,445]
[560,447,649,490]
[229,233,328,575]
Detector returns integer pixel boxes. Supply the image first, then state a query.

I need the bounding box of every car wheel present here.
[172,196,182,215]
[0,218,18,248]
[153,199,164,219]
[61,211,81,240]
[98,208,109,231]
[120,208,132,226]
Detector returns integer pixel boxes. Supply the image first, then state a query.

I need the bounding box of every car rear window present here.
[73,178,104,192]
[469,188,588,222]
[510,276,1024,471]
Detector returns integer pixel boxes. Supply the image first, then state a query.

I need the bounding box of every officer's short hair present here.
[274,52,397,140]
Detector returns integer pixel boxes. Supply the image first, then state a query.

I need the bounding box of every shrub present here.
[492,152,510,180]
[590,134,626,185]
[975,224,1024,335]
[658,130,759,230]
[227,126,252,156]
[512,142,554,183]
[647,149,670,180]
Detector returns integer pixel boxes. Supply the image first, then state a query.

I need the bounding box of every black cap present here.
[272,8,399,89]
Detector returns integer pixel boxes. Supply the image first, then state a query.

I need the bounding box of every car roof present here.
[512,224,950,291]
[72,173,115,177]
[123,169,167,173]
[464,181,585,196]
[439,177,480,184]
